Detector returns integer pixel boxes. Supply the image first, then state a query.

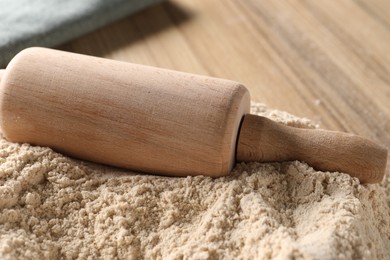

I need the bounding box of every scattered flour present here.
[0,103,389,259]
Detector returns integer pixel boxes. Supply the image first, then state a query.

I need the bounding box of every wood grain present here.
[0,47,250,177]
[237,115,387,183]
[60,0,390,179]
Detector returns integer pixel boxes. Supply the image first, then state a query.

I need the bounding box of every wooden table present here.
[61,0,390,173]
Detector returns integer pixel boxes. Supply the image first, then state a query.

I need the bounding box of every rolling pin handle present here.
[236,114,388,183]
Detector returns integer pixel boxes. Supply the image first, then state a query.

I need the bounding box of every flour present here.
[0,103,389,259]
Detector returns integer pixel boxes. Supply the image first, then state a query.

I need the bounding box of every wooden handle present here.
[237,114,388,183]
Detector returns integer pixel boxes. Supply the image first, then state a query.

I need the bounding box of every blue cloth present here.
[0,0,163,68]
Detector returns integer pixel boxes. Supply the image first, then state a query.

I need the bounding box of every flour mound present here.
[0,103,389,259]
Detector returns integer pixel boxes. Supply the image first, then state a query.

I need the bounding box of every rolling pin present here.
[0,47,387,183]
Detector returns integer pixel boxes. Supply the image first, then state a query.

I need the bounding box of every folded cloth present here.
[0,0,163,68]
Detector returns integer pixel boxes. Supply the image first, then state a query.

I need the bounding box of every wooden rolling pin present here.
[0,48,387,183]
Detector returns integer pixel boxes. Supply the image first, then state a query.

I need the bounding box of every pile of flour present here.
[0,103,389,259]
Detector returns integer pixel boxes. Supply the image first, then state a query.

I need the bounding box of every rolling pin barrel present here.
[0,47,250,177]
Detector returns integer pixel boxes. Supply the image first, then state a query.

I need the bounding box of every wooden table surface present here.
[60,0,390,176]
